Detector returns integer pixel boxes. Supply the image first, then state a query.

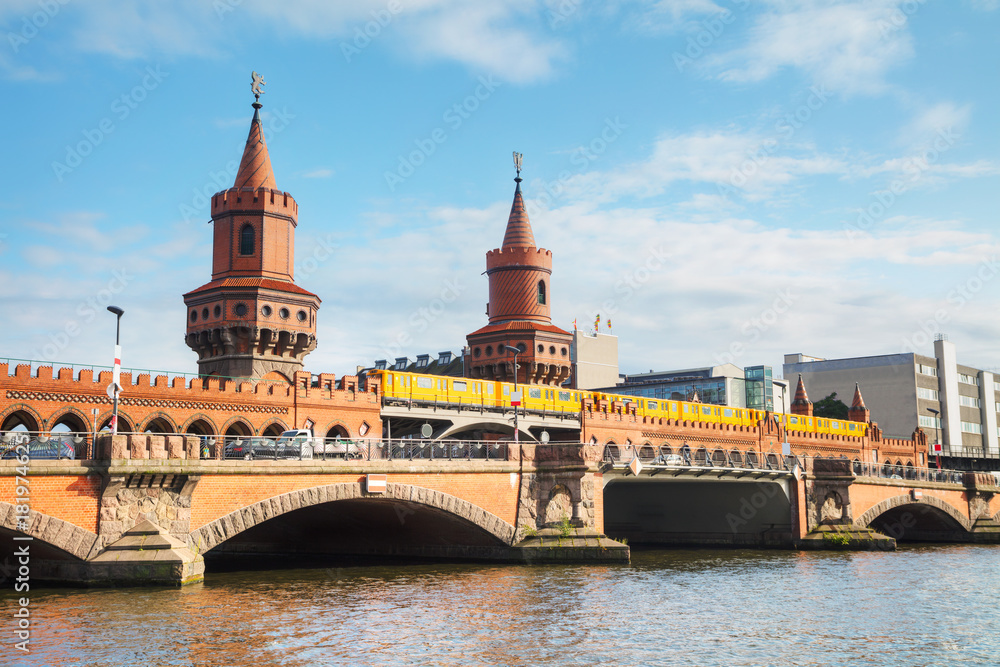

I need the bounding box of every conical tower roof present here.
[851,383,867,409]
[234,102,277,190]
[793,374,811,405]
[501,178,536,249]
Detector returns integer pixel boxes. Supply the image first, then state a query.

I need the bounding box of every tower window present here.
[239,224,255,256]
[537,280,546,305]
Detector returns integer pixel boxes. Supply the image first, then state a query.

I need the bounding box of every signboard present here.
[628,456,643,477]
[510,390,522,407]
[931,442,943,454]
[366,474,387,494]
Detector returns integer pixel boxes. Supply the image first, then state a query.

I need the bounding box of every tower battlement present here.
[211,187,298,220]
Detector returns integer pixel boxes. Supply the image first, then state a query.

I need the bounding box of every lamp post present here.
[504,345,521,444]
[928,407,941,469]
[107,306,124,436]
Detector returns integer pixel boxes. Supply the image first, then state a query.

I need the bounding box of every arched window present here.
[537,280,546,305]
[239,224,255,255]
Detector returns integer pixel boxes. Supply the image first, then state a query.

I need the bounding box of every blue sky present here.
[2,0,999,381]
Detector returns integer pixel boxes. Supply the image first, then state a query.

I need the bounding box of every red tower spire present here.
[501,179,536,249]
[848,383,870,423]
[234,102,277,190]
[183,75,320,381]
[791,374,814,417]
[466,153,572,386]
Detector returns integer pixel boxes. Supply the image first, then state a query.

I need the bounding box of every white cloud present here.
[20,0,568,83]
[703,0,917,96]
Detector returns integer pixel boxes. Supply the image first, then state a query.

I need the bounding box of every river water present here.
[3,545,998,667]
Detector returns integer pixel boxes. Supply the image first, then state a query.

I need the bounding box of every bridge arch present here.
[221,416,253,437]
[189,482,516,554]
[0,503,98,561]
[260,418,288,437]
[1,404,43,432]
[182,414,218,436]
[856,494,973,533]
[48,406,91,433]
[140,412,178,434]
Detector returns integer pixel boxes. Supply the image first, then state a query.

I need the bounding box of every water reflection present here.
[2,546,997,666]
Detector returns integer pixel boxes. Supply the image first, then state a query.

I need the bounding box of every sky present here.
[2,0,999,382]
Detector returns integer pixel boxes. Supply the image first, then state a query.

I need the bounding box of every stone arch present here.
[856,495,973,533]
[0,503,98,561]
[221,416,253,437]
[140,412,178,434]
[188,482,515,554]
[260,418,288,437]
[48,406,91,433]
[1,404,43,432]
[182,414,218,435]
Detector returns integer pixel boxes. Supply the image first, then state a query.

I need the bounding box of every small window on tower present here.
[537,280,546,305]
[239,224,255,255]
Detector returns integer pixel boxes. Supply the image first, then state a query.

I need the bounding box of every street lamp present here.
[107,306,124,436]
[504,345,521,444]
[928,407,941,469]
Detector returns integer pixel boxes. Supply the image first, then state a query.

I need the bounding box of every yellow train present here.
[366,369,868,436]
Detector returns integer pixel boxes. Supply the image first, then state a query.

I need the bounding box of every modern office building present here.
[600,364,790,412]
[569,331,619,390]
[784,337,999,461]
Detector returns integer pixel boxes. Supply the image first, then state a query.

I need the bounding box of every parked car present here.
[311,436,361,459]
[654,453,686,466]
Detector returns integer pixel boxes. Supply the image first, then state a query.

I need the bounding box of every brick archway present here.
[188,482,516,554]
[0,503,98,561]
[855,494,973,533]
[1,404,43,432]
[48,406,92,432]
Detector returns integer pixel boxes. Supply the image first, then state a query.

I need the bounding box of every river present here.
[3,545,998,666]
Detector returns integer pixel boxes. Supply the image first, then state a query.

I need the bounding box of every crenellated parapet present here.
[211,186,298,222]
[0,362,380,439]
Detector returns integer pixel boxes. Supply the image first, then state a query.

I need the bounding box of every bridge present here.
[601,445,1000,548]
[3,432,998,587]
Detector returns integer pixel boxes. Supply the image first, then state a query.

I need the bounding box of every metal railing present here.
[0,431,512,462]
[602,444,801,473]
[382,396,581,422]
[852,461,966,485]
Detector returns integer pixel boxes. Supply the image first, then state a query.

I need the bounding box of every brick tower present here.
[466,156,572,385]
[848,383,870,423]
[183,79,320,381]
[791,374,814,417]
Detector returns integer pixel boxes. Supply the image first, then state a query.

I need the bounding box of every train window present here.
[487,385,494,394]
[789,416,799,424]
[807,419,813,426]
[528,388,542,399]
[417,377,433,389]
[648,401,658,410]
[454,381,467,391]
[503,386,510,395]
[724,408,733,418]
[833,422,840,429]
[683,404,690,413]
[702,406,712,415]
[848,423,856,430]
[559,391,571,401]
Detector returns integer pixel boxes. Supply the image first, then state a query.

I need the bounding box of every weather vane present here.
[513,151,523,178]
[251,71,266,102]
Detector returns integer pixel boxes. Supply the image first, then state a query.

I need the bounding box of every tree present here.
[813,392,849,419]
